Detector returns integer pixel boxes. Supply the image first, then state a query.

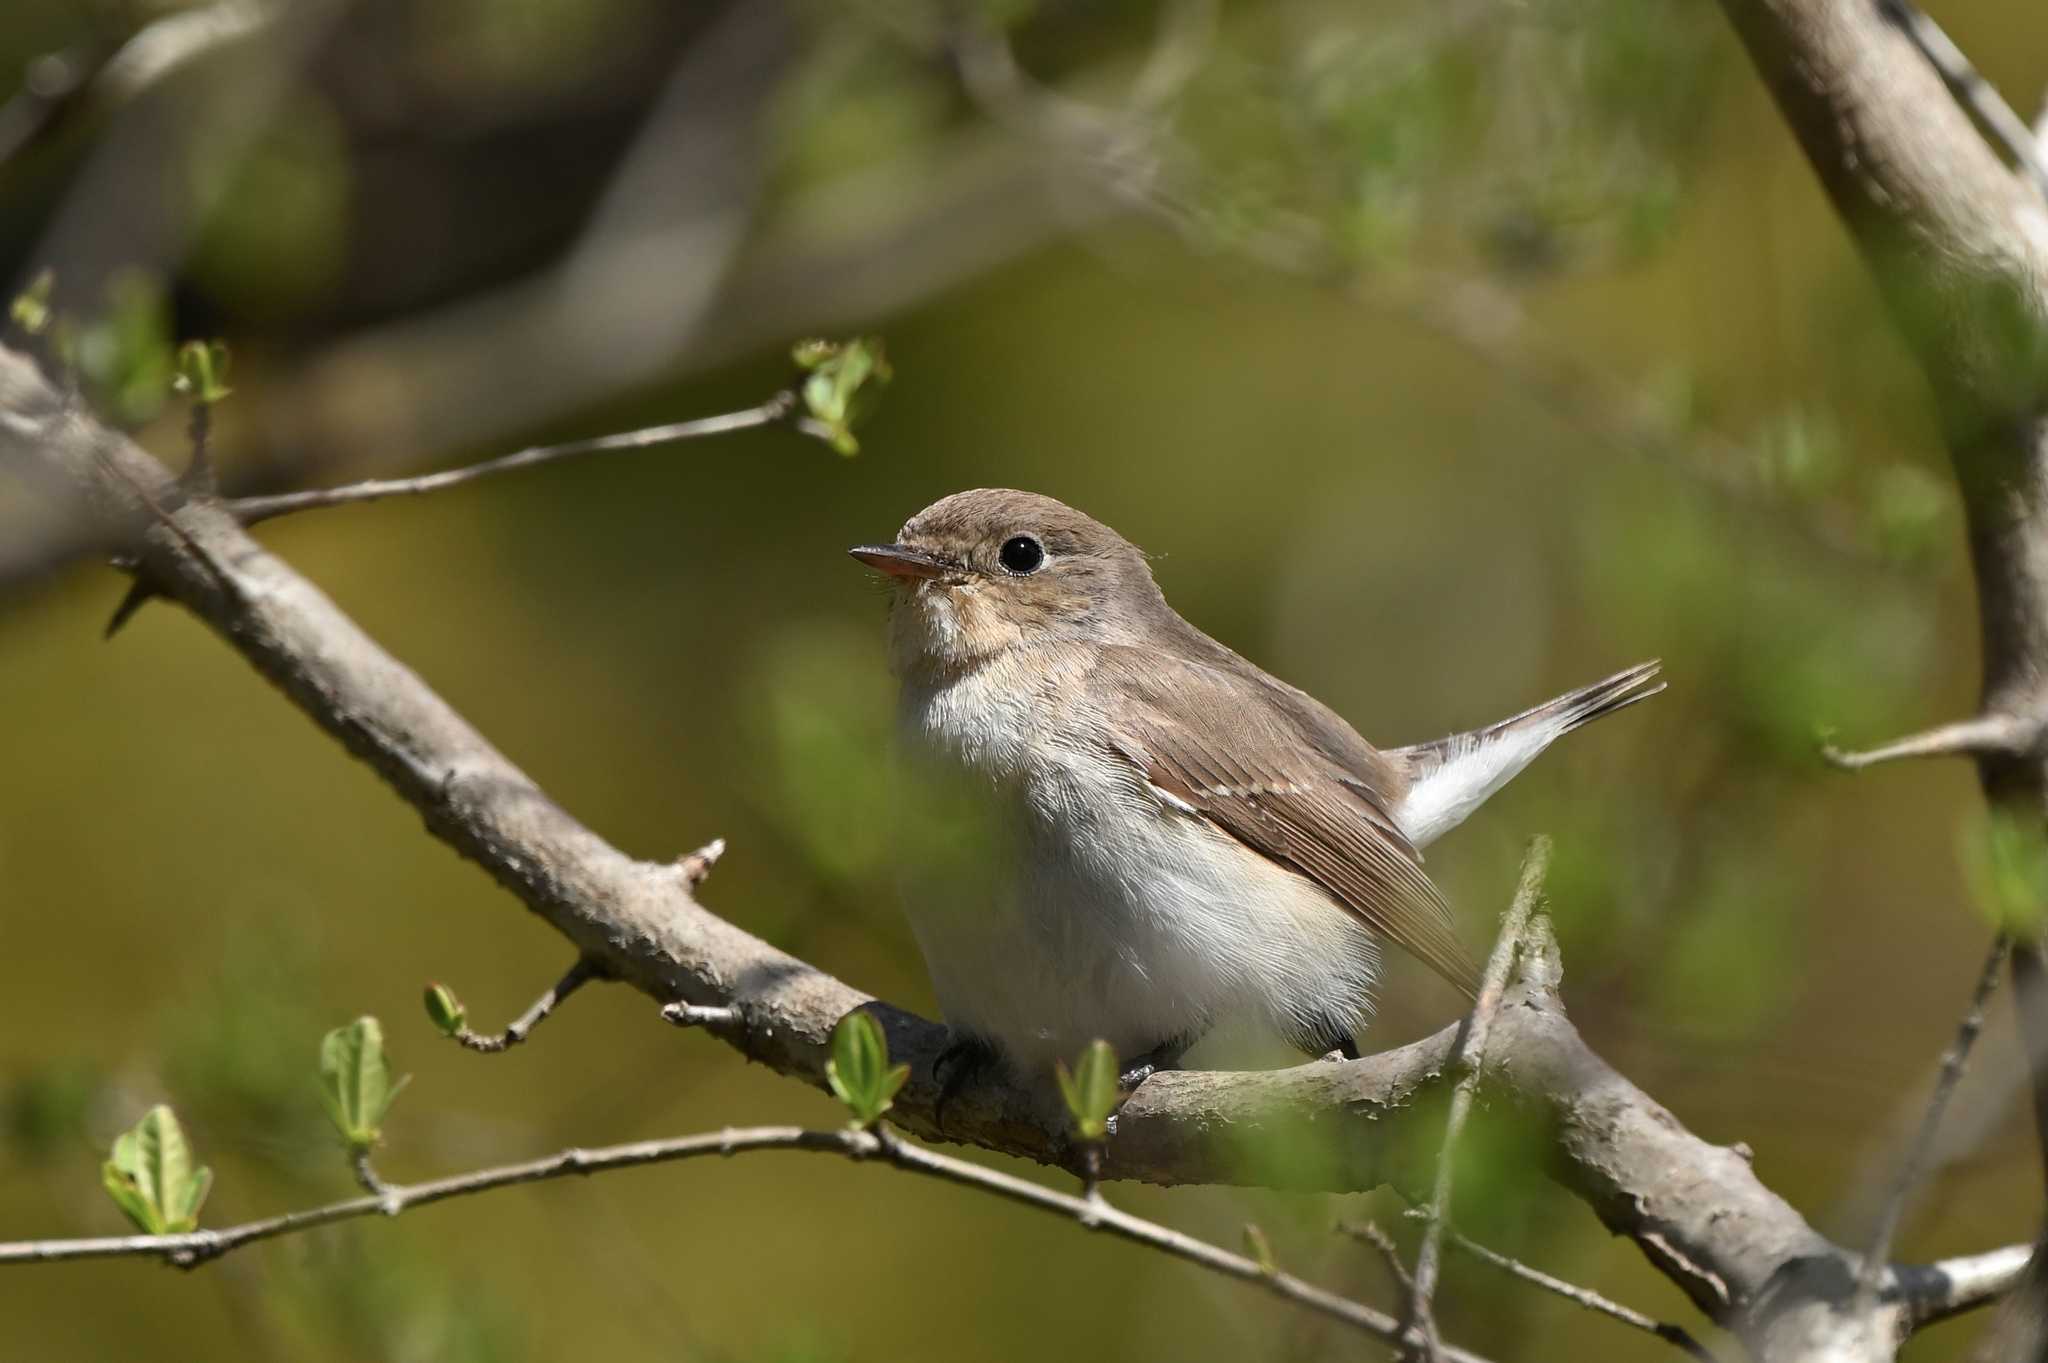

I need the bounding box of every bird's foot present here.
[1116,1035,1195,1092]
[933,1032,1002,1132]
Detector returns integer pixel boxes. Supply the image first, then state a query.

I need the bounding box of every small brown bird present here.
[852,489,1660,1080]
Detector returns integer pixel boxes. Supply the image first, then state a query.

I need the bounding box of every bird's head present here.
[850,488,1165,675]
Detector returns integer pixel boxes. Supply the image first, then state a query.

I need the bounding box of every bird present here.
[849,488,1661,1083]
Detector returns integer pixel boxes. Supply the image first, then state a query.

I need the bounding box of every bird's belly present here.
[897,711,1380,1072]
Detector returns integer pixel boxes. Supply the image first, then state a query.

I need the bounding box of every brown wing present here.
[1097,648,1481,998]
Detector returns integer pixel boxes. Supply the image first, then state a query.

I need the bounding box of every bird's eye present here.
[998,534,1046,575]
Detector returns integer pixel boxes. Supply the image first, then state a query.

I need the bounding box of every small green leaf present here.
[1054,1039,1119,1143]
[10,268,53,335]
[423,982,466,1038]
[101,1105,212,1235]
[825,1012,908,1128]
[172,339,232,403]
[791,336,891,457]
[319,1016,409,1151]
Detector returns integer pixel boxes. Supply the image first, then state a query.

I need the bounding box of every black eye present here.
[998,534,1046,575]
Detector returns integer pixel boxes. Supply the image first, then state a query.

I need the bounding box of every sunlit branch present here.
[1877,0,2048,201]
[1819,712,2036,771]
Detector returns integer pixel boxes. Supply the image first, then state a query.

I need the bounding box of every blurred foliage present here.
[1054,1038,1119,1143]
[1,0,2045,1360]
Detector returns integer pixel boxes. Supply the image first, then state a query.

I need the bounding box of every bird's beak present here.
[848,543,956,581]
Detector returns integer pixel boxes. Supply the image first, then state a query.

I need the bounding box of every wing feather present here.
[1098,648,1481,998]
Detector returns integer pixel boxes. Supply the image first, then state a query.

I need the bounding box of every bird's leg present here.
[1308,1028,1363,1062]
[1117,1030,1202,1090]
[933,1031,1002,1132]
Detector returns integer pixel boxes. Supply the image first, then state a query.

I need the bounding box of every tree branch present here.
[1432,1225,1720,1363]
[1405,838,1551,1357]
[224,395,804,525]
[0,1120,1498,1362]
[1877,0,2048,201]
[1709,2,2048,1356]
[442,956,602,1055]
[1857,935,2011,1296]
[1820,712,2039,770]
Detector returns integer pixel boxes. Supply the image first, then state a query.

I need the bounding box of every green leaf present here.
[423,982,466,1038]
[1054,1039,1119,1143]
[319,1016,409,1151]
[791,336,891,457]
[9,268,53,335]
[101,1105,212,1234]
[824,1012,907,1128]
[172,339,233,404]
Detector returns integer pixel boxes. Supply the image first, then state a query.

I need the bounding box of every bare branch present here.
[225,397,800,525]
[1858,935,2011,1296]
[1405,838,1551,1358]
[1876,0,2048,201]
[1340,1220,1417,1294]
[446,956,602,1055]
[1434,1226,1719,1362]
[0,1121,1496,1362]
[1819,712,2038,770]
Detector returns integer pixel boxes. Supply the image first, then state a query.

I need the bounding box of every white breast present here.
[894,655,1382,1073]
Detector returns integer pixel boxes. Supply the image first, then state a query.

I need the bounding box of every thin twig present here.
[1436,1226,1719,1361]
[1820,712,2036,771]
[1404,837,1552,1358]
[1876,0,2048,201]
[448,957,601,1054]
[225,395,799,525]
[1858,934,2013,1298]
[0,1123,1494,1362]
[1339,1220,1416,1293]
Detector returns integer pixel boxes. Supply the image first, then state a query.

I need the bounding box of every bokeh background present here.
[4,1,2047,1359]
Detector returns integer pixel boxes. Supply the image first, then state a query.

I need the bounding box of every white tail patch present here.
[1394,722,1561,848]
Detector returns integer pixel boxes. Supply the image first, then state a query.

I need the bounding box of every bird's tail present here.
[1390,661,1664,849]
